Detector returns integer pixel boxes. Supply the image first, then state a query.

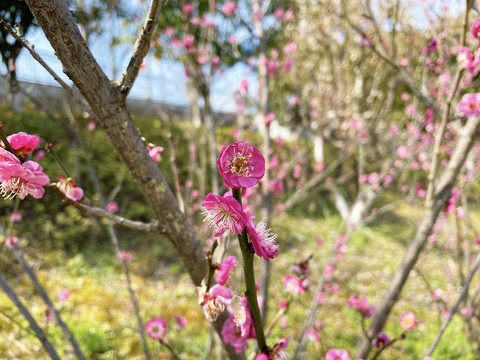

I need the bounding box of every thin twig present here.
[0,273,60,360]
[118,0,165,95]
[425,251,480,357]
[0,17,97,121]
[46,184,164,232]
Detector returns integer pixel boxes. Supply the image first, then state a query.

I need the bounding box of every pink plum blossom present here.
[106,202,119,212]
[326,349,351,360]
[201,284,234,321]
[282,275,305,295]
[118,250,133,262]
[457,47,475,70]
[57,289,70,302]
[6,234,18,249]
[149,146,164,163]
[397,146,410,159]
[3,132,39,155]
[217,142,265,189]
[0,148,50,200]
[174,314,187,329]
[222,315,249,353]
[10,210,22,223]
[283,42,297,55]
[182,3,194,15]
[56,175,83,201]
[212,55,220,67]
[274,8,285,20]
[217,256,237,285]
[399,311,416,331]
[283,58,294,72]
[202,193,248,237]
[165,27,175,37]
[87,121,96,131]
[145,317,167,340]
[471,21,480,39]
[257,355,268,360]
[347,294,375,318]
[34,150,45,161]
[222,1,237,16]
[269,337,293,359]
[245,217,279,260]
[265,113,275,126]
[371,332,391,348]
[458,93,480,117]
[305,328,321,342]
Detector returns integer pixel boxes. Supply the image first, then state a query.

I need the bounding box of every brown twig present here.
[46,184,164,232]
[118,0,165,95]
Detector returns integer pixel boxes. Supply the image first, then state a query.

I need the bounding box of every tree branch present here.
[117,0,165,95]
[47,184,164,232]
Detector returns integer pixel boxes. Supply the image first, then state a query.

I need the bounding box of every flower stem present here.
[205,239,218,291]
[49,147,71,178]
[232,188,268,353]
[159,339,181,360]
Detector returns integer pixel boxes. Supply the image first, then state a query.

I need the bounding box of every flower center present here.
[229,152,252,177]
[1,177,27,200]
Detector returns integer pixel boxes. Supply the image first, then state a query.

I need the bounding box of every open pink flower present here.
[174,314,187,330]
[269,337,293,359]
[56,175,83,201]
[222,314,249,353]
[202,193,248,237]
[282,275,305,295]
[145,317,167,340]
[326,349,350,360]
[58,289,70,302]
[3,132,39,155]
[399,311,416,331]
[471,21,480,39]
[217,142,265,189]
[245,217,279,261]
[0,149,50,200]
[458,93,480,117]
[217,256,237,286]
[118,250,133,262]
[200,284,234,321]
[222,1,237,16]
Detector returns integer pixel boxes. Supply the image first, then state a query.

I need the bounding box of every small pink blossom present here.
[283,58,294,72]
[222,1,237,16]
[305,328,321,342]
[182,3,194,15]
[228,35,237,45]
[239,78,249,94]
[269,337,293,359]
[202,193,248,237]
[44,307,55,322]
[6,234,18,249]
[282,275,305,295]
[458,93,480,117]
[87,121,96,131]
[221,314,249,353]
[401,92,410,101]
[106,202,119,212]
[165,27,175,37]
[56,175,83,201]
[397,146,410,159]
[371,332,391,348]
[145,317,167,340]
[283,42,297,55]
[246,217,279,261]
[149,146,164,163]
[10,210,22,223]
[0,149,50,200]
[274,8,284,20]
[257,355,268,360]
[3,132,39,155]
[217,142,265,189]
[399,311,416,330]
[460,307,473,316]
[347,294,375,318]
[400,58,409,66]
[471,21,480,39]
[252,11,262,22]
[34,150,45,161]
[217,256,237,285]
[279,299,288,308]
[457,47,475,70]
[212,55,220,67]
[57,289,70,302]
[118,250,133,262]
[326,349,351,360]
[174,314,187,329]
[265,113,275,126]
